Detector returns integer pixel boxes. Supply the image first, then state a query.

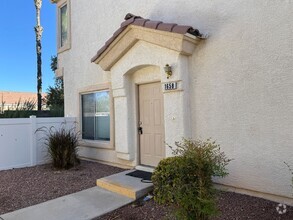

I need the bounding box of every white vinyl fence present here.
[0,116,76,171]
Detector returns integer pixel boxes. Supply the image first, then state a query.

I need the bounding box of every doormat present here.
[126,170,152,181]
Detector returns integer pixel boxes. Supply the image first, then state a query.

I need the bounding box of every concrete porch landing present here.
[96,170,153,199]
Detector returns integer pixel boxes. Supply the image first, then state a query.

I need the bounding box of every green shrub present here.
[152,138,231,220]
[37,124,80,170]
[49,104,64,117]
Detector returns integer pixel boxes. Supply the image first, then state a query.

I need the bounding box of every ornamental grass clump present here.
[152,138,231,220]
[0,98,36,118]
[37,124,80,170]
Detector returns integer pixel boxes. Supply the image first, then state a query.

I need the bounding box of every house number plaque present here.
[164,82,178,91]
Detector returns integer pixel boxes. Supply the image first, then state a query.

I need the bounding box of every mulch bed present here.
[1,160,292,219]
[0,160,124,215]
[98,192,293,220]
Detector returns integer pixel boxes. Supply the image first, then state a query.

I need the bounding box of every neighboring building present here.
[0,91,38,113]
[52,0,293,204]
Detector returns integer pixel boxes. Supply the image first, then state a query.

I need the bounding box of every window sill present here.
[79,139,113,150]
[58,43,71,54]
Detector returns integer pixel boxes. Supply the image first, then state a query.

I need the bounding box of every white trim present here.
[78,84,114,150]
[57,0,71,54]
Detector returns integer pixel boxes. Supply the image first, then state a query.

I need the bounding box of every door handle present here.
[138,126,143,135]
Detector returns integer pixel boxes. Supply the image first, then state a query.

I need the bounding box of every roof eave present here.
[92,25,202,71]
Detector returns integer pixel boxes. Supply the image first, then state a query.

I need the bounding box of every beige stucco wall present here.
[57,0,293,202]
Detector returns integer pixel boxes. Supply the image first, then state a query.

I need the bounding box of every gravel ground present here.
[0,160,124,215]
[1,161,292,219]
[98,192,293,220]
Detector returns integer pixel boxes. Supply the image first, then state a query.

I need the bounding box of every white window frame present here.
[57,0,71,53]
[79,84,114,149]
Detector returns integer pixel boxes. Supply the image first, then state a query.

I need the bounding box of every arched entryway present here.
[92,14,204,166]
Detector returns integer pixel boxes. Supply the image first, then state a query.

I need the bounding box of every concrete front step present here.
[96,170,153,199]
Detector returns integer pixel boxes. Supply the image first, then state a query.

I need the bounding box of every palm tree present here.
[34,0,43,111]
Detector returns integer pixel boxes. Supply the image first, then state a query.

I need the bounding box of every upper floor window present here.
[60,4,68,47]
[57,0,70,53]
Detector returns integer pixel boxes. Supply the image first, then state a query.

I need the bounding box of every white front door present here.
[138,82,165,167]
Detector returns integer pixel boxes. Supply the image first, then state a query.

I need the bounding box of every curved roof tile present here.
[91,13,202,63]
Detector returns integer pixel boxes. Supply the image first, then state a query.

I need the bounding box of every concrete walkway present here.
[0,187,134,220]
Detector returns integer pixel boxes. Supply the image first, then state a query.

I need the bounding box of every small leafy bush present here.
[37,123,80,170]
[152,138,231,220]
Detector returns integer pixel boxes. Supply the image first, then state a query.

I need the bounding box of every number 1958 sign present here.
[164,82,178,91]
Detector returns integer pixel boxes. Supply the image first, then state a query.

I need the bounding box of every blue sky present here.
[0,1,56,93]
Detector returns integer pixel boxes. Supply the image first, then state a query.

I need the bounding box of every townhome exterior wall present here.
[56,0,293,203]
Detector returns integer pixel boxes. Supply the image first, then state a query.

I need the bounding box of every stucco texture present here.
[57,0,293,202]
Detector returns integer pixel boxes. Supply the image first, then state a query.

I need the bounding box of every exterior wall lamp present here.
[164,64,172,79]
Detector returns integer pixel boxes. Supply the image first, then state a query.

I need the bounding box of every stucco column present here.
[112,87,134,161]
[162,55,192,157]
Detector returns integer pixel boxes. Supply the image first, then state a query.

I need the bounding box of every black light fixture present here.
[164,64,172,79]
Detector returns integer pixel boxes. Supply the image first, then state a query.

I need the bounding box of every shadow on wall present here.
[147,0,234,83]
[148,0,235,37]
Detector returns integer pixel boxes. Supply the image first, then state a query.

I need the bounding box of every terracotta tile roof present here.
[0,91,45,105]
[91,13,203,63]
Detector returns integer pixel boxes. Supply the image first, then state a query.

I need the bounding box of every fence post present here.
[30,115,37,166]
